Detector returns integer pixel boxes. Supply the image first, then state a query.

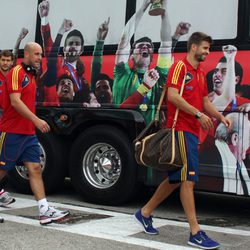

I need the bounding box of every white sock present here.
[38,198,49,214]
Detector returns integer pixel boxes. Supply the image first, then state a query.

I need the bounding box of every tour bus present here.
[0,0,249,204]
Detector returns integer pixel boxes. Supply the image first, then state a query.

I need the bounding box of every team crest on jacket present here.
[185,72,193,84]
[0,80,2,86]
[22,75,30,88]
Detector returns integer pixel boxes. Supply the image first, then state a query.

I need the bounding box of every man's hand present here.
[34,118,50,133]
[143,69,159,89]
[222,45,237,63]
[220,115,231,128]
[237,103,250,112]
[18,28,29,41]
[173,22,191,40]
[38,0,50,18]
[58,19,73,35]
[97,17,110,41]
[198,113,214,130]
[89,93,101,107]
[144,0,154,4]
[161,0,168,10]
[142,0,154,12]
[83,93,101,108]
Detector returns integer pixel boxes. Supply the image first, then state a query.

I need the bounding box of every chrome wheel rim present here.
[82,143,122,189]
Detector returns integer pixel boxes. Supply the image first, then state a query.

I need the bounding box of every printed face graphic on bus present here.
[213,62,241,96]
[213,62,227,95]
[95,79,112,104]
[131,42,153,67]
[57,77,75,102]
[239,114,250,161]
[228,113,250,161]
[216,113,250,162]
[63,36,83,63]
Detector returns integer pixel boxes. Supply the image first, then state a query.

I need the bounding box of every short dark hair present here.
[237,84,250,98]
[95,73,113,89]
[218,57,243,86]
[0,50,14,60]
[131,36,154,50]
[64,29,84,47]
[187,32,213,52]
[206,70,214,93]
[56,74,74,90]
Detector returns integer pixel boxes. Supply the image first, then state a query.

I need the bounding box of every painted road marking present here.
[1,197,250,249]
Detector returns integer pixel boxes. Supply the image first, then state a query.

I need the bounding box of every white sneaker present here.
[0,190,15,206]
[39,206,70,225]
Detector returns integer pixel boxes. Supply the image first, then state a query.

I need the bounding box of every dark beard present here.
[65,54,78,63]
[195,54,205,62]
[96,91,112,104]
[0,68,9,73]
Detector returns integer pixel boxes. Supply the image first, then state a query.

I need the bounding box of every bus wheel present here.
[69,125,138,205]
[8,132,67,194]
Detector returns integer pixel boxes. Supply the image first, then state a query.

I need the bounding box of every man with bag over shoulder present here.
[134,32,231,249]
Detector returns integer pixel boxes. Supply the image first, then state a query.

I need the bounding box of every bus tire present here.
[8,132,67,194]
[69,125,138,205]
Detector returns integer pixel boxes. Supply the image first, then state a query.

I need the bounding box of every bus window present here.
[42,0,126,46]
[135,0,239,42]
[0,0,37,50]
[249,7,250,37]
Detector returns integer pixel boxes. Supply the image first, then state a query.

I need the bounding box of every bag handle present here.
[154,62,187,129]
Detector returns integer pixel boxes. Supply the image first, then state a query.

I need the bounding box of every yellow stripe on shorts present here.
[177,131,188,181]
[0,132,6,156]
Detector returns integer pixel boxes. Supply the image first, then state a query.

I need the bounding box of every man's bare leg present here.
[25,161,69,225]
[0,169,7,182]
[141,178,180,217]
[180,180,200,235]
[25,162,45,201]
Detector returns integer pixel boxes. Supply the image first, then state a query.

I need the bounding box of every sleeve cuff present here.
[137,83,151,96]
[41,17,49,26]
[95,40,104,50]
[93,40,105,55]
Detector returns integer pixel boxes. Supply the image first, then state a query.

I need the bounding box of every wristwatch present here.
[195,111,202,119]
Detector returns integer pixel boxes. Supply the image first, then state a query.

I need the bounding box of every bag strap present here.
[153,62,187,129]
[172,63,187,128]
[153,84,167,123]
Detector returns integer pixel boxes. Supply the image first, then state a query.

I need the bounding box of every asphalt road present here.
[1,180,250,250]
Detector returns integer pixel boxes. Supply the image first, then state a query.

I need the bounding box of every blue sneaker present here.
[188,230,220,249]
[134,209,159,235]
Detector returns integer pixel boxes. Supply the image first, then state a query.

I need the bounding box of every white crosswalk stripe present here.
[1,197,250,250]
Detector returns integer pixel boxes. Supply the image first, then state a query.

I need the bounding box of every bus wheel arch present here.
[8,132,67,194]
[69,125,138,205]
